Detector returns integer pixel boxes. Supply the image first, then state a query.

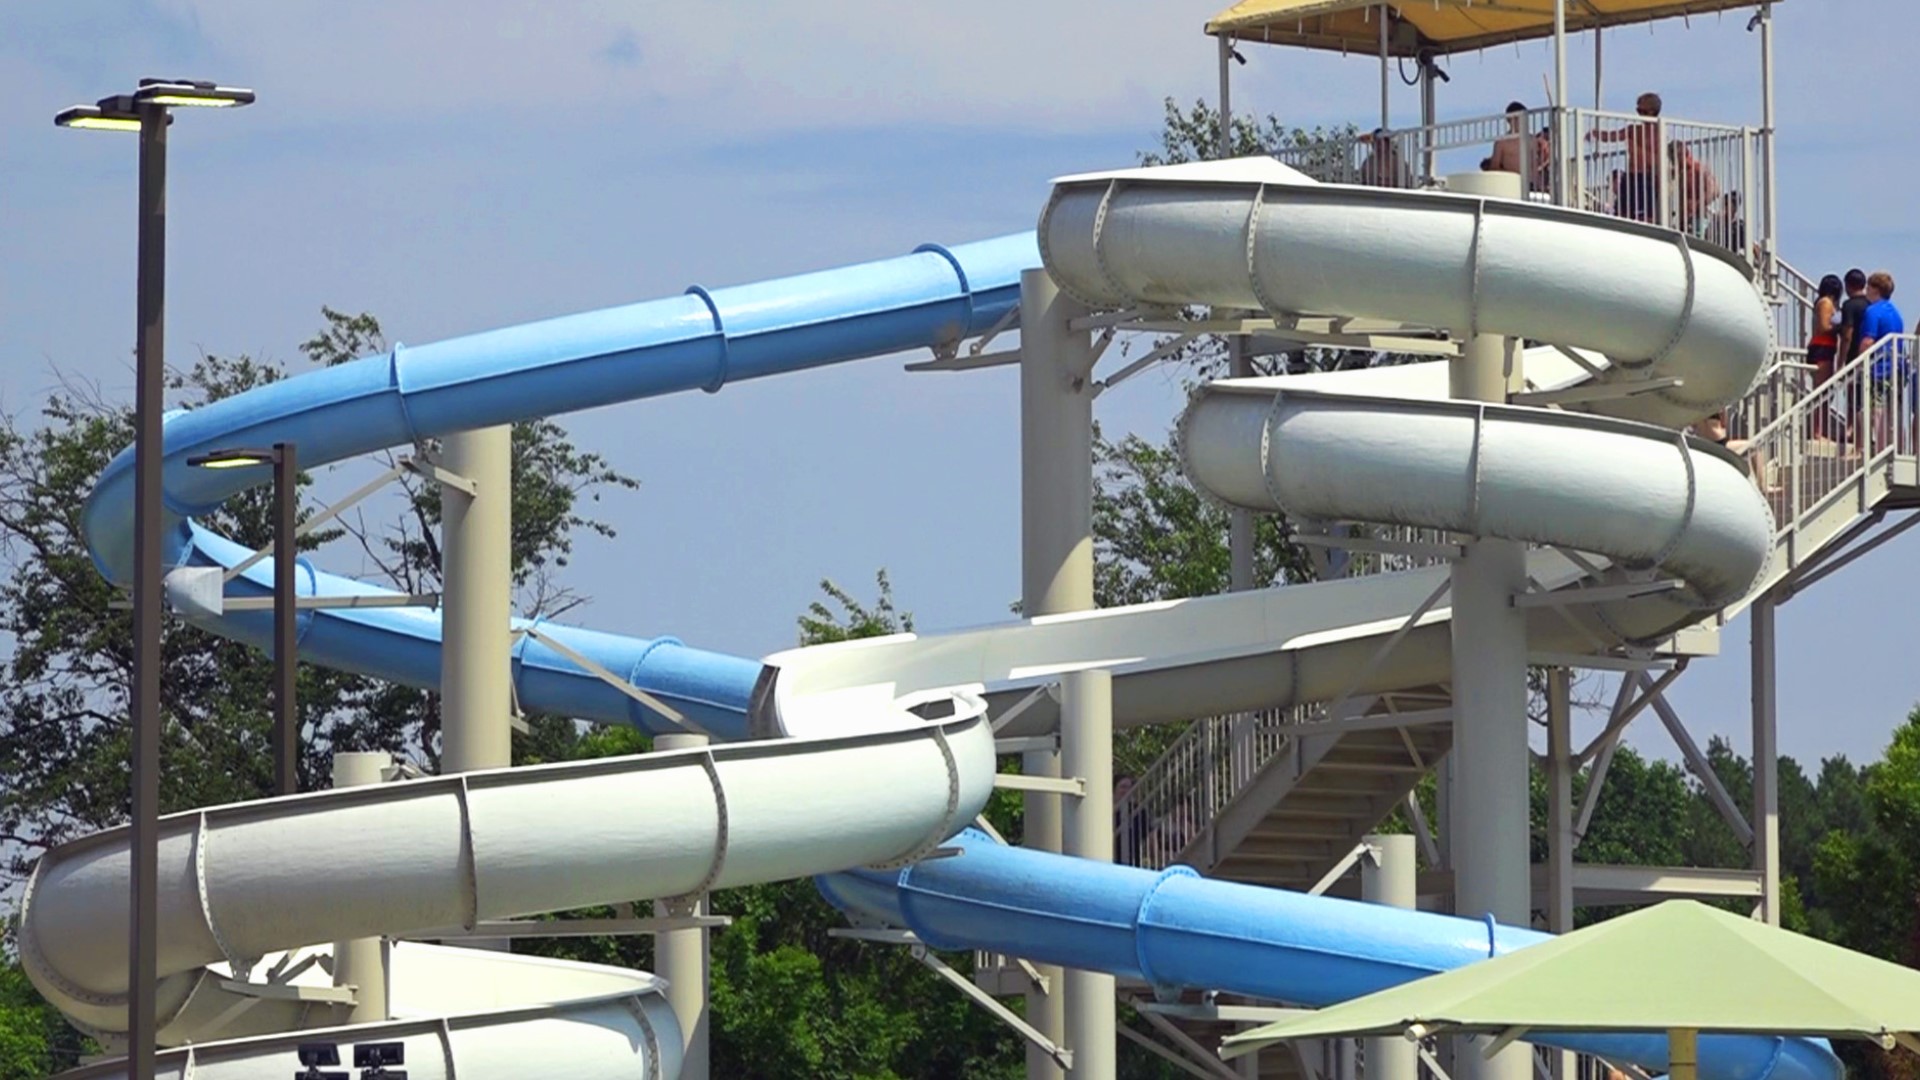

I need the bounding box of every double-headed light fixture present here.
[55,78,254,131]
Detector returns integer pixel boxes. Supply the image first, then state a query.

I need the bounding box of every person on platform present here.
[1806,274,1843,438]
[1588,91,1664,222]
[1357,128,1412,189]
[1836,268,1873,363]
[1485,101,1551,191]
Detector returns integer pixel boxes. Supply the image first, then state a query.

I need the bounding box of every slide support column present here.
[332,751,392,1024]
[1444,170,1531,1080]
[1751,595,1781,925]
[654,732,713,1080]
[1361,835,1417,1080]
[1062,668,1115,1079]
[1020,268,1109,1078]
[440,425,514,775]
[1544,671,1577,1080]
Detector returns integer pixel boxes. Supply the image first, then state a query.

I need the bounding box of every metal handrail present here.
[1745,335,1917,543]
[1115,706,1307,869]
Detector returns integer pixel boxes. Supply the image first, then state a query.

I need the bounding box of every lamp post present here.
[189,444,297,795]
[56,77,254,1080]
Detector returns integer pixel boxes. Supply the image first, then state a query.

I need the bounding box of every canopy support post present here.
[1758,0,1778,287]
[1751,592,1782,926]
[1379,5,1391,131]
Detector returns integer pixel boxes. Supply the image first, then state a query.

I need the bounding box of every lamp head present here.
[53,95,143,132]
[188,446,282,469]
[135,78,256,108]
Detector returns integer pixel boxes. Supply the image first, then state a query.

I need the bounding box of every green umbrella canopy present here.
[1222,900,1920,1061]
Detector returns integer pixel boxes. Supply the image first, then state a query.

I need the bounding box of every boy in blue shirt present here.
[1861,271,1904,376]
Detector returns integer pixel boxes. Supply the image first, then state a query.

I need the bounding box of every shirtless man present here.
[1486,101,1549,190]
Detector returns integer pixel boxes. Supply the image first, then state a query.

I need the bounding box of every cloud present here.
[113,0,1223,141]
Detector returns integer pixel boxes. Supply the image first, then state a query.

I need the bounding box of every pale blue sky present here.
[2,2,1914,768]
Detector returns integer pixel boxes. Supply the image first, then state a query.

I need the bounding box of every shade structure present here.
[1207,0,1780,57]
[1221,900,1920,1060]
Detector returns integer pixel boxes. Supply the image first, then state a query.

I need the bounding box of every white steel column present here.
[1594,28,1605,109]
[1419,61,1438,184]
[1758,1,1778,284]
[1217,34,1233,159]
[654,732,712,1079]
[1020,267,1101,1078]
[440,425,513,774]
[1552,0,1568,113]
[1444,170,1530,1080]
[1219,29,1256,594]
[1062,668,1115,1078]
[1544,671,1577,1080]
[332,751,392,1024]
[1751,596,1781,925]
[1362,835,1417,1080]
[1378,6,1391,131]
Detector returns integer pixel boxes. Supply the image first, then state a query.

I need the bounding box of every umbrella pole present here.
[1669,1029,1698,1080]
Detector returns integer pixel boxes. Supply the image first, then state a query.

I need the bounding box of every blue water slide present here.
[80,234,1038,739]
[819,832,1840,1080]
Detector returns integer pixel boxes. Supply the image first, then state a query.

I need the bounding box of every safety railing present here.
[1744,334,1919,539]
[1273,107,1768,278]
[1729,347,1815,444]
[1115,706,1307,870]
[1773,258,1822,349]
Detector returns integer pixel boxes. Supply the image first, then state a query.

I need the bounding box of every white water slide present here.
[772,159,1771,738]
[29,158,1803,1079]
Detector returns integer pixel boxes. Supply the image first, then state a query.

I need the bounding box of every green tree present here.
[0,311,638,1065]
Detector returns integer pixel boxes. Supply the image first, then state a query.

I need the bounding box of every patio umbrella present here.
[1221,900,1920,1078]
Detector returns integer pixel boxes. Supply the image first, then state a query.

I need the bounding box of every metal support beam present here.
[654,732,714,1080]
[331,752,390,1024]
[439,426,513,775]
[271,444,298,796]
[1019,267,1096,1080]
[1574,665,1685,765]
[995,773,1086,797]
[916,938,1073,1071]
[1544,672,1576,1080]
[1063,668,1116,1077]
[1779,510,1918,602]
[1363,835,1418,1080]
[222,463,407,582]
[1641,675,1753,846]
[1757,1,1778,285]
[1439,195,1529,1080]
[1310,842,1376,897]
[1117,1024,1236,1080]
[1751,595,1781,924]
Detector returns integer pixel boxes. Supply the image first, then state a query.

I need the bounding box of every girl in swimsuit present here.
[1808,274,1843,438]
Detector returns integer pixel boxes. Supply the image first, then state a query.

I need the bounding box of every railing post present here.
[1655,116,1671,231]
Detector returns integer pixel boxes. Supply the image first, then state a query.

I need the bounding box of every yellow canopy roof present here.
[1207,0,1776,58]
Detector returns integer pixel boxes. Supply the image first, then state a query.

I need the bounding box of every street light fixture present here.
[53,96,143,132]
[56,76,254,1080]
[189,444,298,797]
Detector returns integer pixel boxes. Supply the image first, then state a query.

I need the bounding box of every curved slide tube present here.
[819,832,1839,1080]
[1043,164,1774,642]
[24,709,992,1051]
[55,944,684,1080]
[82,234,1037,739]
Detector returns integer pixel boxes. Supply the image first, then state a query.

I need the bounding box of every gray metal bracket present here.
[831,928,1072,1070]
